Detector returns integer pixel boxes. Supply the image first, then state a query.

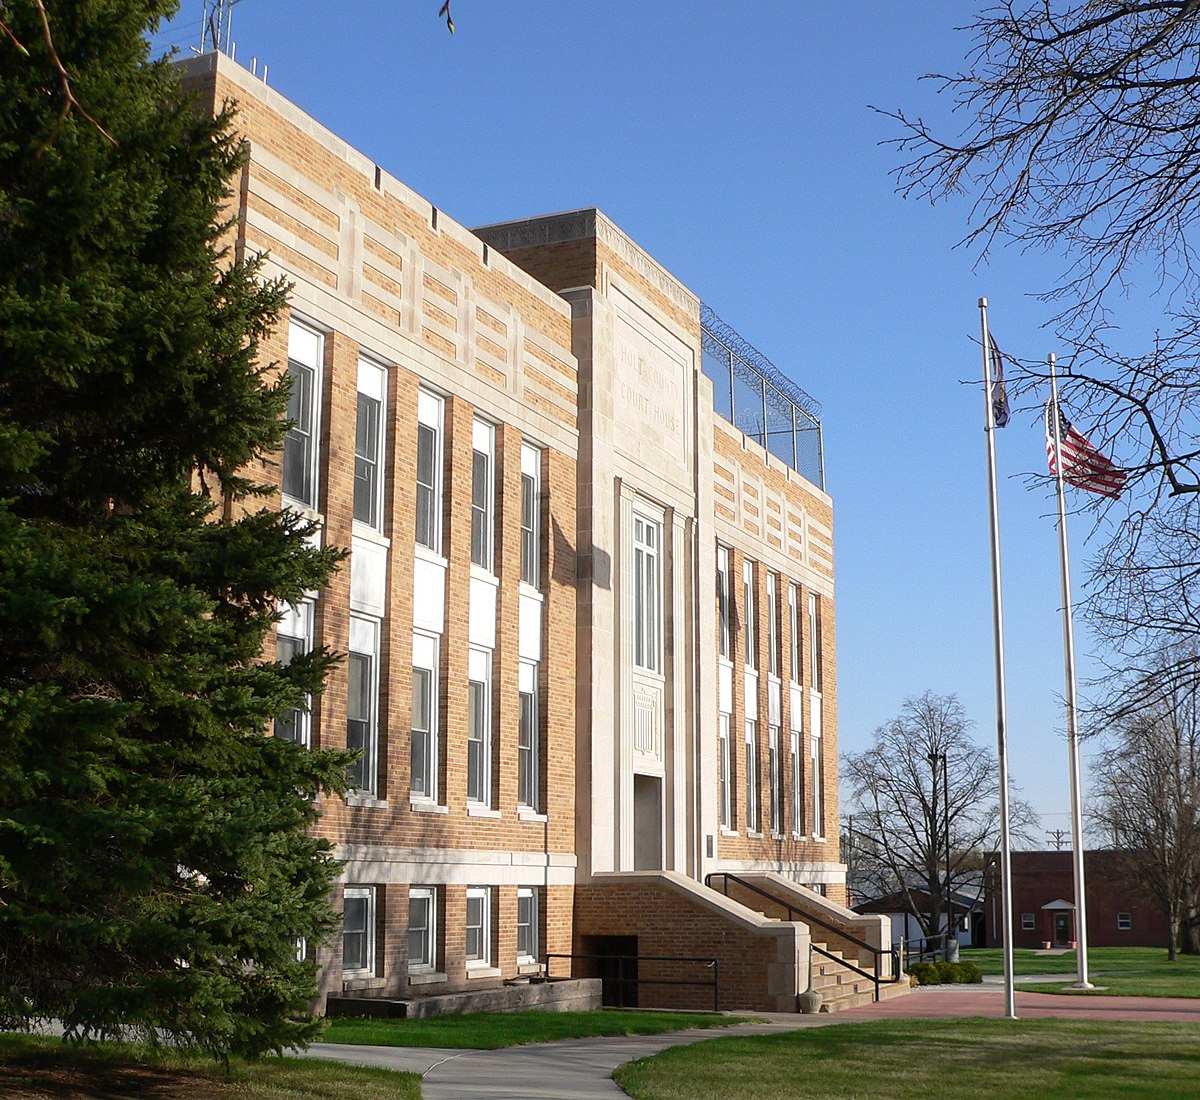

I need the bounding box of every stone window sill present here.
[411,800,449,815]
[408,971,447,986]
[467,803,501,819]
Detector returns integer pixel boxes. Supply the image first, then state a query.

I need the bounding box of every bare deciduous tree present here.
[1091,649,1200,957]
[882,2,1200,692]
[842,692,1035,947]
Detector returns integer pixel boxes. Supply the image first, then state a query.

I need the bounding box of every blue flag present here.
[989,334,1010,428]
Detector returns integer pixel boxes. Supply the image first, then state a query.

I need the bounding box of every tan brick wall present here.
[713,423,840,875]
[574,878,797,1012]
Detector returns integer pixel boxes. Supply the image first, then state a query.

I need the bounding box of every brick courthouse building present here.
[179,52,892,1014]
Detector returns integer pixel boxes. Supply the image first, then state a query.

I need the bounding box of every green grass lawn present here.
[614,1018,1200,1100]
[960,946,1200,997]
[323,1008,758,1049]
[0,1034,420,1100]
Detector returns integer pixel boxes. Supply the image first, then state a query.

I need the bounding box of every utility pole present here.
[1046,828,1069,851]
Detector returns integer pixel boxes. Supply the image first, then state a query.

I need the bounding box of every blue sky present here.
[155,2,1136,839]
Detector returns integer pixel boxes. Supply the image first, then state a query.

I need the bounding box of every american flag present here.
[1045,399,1126,498]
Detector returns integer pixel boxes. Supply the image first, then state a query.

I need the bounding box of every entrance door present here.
[633,774,663,870]
[1053,912,1071,946]
[581,935,639,1007]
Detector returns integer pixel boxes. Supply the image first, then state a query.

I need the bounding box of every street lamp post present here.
[942,751,954,960]
[928,751,952,960]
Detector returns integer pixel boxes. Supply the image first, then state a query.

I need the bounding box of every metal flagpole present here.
[1047,354,1094,990]
[979,298,1017,1019]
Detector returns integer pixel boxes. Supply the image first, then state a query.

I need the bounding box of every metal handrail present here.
[543,952,720,1013]
[812,943,881,1003]
[898,933,947,969]
[705,871,901,1002]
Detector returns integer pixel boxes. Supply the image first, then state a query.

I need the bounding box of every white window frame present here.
[790,730,802,836]
[520,444,541,589]
[788,583,801,685]
[353,358,387,531]
[1117,912,1132,931]
[467,647,492,806]
[347,616,380,794]
[342,885,375,979]
[811,729,824,839]
[808,592,822,693]
[1021,912,1036,931]
[470,419,495,571]
[716,545,731,660]
[632,513,661,672]
[768,724,781,834]
[517,887,539,965]
[767,573,778,677]
[465,886,492,969]
[745,719,759,831]
[518,660,539,811]
[415,389,443,553]
[274,600,313,748]
[743,560,756,671]
[408,886,437,973]
[411,631,440,803]
[718,712,732,830]
[282,321,323,511]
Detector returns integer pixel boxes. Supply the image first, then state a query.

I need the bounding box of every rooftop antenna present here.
[199,0,240,55]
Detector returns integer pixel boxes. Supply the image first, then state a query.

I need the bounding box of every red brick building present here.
[984,851,1170,949]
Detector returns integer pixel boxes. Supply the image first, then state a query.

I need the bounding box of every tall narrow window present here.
[518,661,539,810]
[812,734,824,837]
[633,514,660,672]
[769,724,782,834]
[719,713,732,829]
[408,887,436,972]
[411,633,439,802]
[789,583,801,684]
[745,719,759,831]
[791,731,803,835]
[415,390,442,552]
[342,886,375,977]
[465,887,492,969]
[517,887,539,964]
[283,322,323,509]
[346,616,379,794]
[467,648,492,805]
[471,419,494,570]
[743,560,756,670]
[354,359,386,529]
[716,545,730,659]
[520,444,541,588]
[808,592,822,693]
[767,573,778,677]
[274,601,313,747]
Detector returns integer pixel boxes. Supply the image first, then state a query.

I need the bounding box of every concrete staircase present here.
[809,942,911,1012]
[705,870,913,1013]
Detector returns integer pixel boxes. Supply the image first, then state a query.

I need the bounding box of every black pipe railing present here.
[705,871,901,1002]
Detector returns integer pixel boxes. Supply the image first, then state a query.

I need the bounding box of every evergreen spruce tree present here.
[0,1,348,1057]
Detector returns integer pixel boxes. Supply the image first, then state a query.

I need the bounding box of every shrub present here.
[907,961,982,986]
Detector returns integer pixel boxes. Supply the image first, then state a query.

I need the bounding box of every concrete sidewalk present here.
[306,1016,823,1099]
[305,986,1200,1099]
